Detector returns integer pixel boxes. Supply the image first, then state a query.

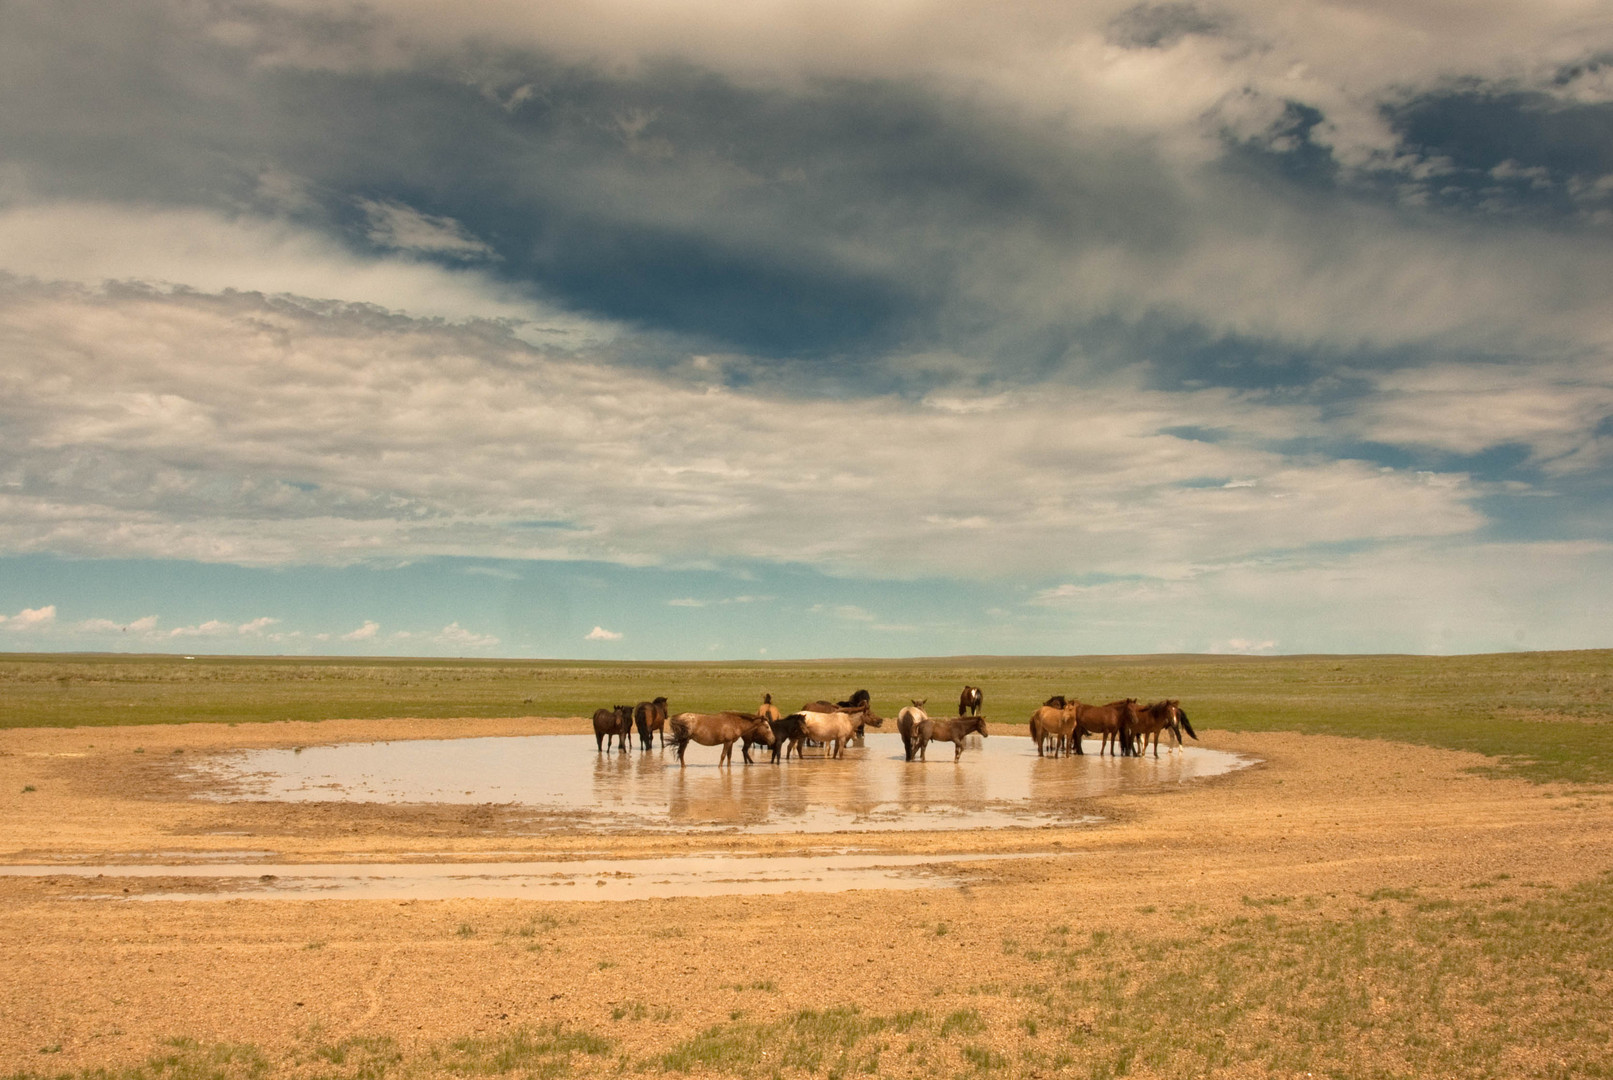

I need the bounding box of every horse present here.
[1028,703,1078,757]
[1070,699,1138,757]
[912,714,988,761]
[633,696,669,749]
[592,705,634,752]
[757,694,781,723]
[958,685,983,716]
[802,697,883,742]
[769,712,809,762]
[1132,700,1196,756]
[668,712,774,767]
[896,700,929,762]
[794,710,860,758]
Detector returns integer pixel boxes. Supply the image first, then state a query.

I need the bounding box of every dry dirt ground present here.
[2,718,1611,1074]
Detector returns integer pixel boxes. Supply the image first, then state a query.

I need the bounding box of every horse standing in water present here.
[593,705,634,752]
[896,700,929,762]
[633,696,669,750]
[912,714,988,761]
[668,712,775,766]
[1028,701,1079,757]
[958,685,983,716]
[1071,699,1139,757]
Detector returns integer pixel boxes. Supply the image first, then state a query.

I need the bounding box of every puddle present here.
[191,735,1251,833]
[0,853,1019,901]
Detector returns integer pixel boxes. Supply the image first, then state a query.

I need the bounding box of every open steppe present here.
[2,652,1611,1078]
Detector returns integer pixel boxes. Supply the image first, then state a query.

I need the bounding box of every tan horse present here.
[897,700,928,761]
[1028,703,1078,757]
[668,711,774,766]
[797,710,859,758]
[633,696,669,749]
[1071,699,1138,757]
[757,694,781,723]
[593,705,634,752]
[912,714,988,761]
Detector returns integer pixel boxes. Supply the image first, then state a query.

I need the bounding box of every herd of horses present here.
[592,687,1195,766]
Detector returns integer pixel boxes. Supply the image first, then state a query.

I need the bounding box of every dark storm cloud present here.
[1383,89,1613,222]
[0,0,1188,368]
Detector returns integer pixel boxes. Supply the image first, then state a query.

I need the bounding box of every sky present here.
[1,0,1611,659]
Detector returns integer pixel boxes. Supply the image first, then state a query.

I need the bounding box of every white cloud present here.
[238,616,280,634]
[0,201,616,346]
[585,625,623,641]
[1212,638,1279,655]
[357,198,496,260]
[1,604,56,630]
[437,622,500,648]
[168,619,232,637]
[0,279,1509,583]
[342,620,380,641]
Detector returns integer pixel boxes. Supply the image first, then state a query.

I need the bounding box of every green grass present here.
[4,649,1612,782]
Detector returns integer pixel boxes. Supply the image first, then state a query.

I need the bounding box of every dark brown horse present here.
[593,705,634,752]
[912,714,988,761]
[958,685,983,716]
[769,712,809,762]
[1132,700,1196,756]
[1071,699,1138,757]
[633,696,669,750]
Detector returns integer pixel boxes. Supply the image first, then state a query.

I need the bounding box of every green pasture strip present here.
[11,876,1613,1080]
[4,650,1611,782]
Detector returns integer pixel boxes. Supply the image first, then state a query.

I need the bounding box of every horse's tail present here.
[1177,708,1197,740]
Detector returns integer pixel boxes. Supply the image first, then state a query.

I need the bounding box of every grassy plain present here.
[4,649,1612,782]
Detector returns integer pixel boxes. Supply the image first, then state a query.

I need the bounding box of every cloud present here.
[238,616,280,635]
[168,619,232,637]
[1,604,56,630]
[342,620,380,641]
[357,199,496,260]
[585,625,623,641]
[1211,638,1279,655]
[438,622,500,648]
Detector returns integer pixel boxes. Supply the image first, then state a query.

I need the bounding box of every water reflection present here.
[194,735,1251,833]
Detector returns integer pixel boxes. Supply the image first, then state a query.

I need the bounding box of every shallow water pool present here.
[193,734,1251,833]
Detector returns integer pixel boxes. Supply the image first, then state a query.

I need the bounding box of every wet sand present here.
[2,716,1612,1070]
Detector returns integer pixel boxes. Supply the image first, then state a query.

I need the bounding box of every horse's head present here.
[911,698,926,707]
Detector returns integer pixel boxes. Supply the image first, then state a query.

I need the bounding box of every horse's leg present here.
[955,738,964,762]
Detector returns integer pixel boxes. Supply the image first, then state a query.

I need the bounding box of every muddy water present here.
[194,734,1250,833]
[0,853,1017,901]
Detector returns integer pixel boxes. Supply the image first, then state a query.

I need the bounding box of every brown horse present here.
[757,694,781,723]
[912,714,988,761]
[958,685,983,716]
[1132,700,1196,756]
[1071,699,1138,757]
[668,712,774,766]
[1028,703,1078,757]
[593,705,634,752]
[896,700,928,762]
[633,696,669,750]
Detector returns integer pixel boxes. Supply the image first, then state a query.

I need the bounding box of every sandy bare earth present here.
[2,717,1612,1072]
